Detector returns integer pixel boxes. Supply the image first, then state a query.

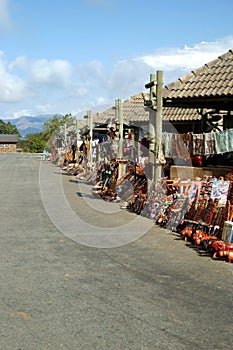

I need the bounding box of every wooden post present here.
[154,70,163,184]
[148,74,156,189]
[115,98,126,179]
[76,118,80,142]
[87,110,93,162]
[115,99,119,122]
[117,98,123,159]
[145,71,163,188]
[64,122,67,148]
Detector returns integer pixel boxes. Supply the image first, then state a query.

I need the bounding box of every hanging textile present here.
[227,129,233,153]
[162,132,172,157]
[172,133,190,159]
[204,132,216,155]
[214,131,227,154]
[182,133,192,154]
[161,128,233,158]
[192,134,204,155]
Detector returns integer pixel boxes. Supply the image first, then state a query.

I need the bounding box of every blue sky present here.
[0,0,233,119]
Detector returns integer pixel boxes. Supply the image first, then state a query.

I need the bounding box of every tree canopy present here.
[0,119,20,135]
[18,113,77,153]
[18,132,47,153]
[43,114,76,141]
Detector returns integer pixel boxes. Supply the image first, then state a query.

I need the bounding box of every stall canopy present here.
[163,49,233,111]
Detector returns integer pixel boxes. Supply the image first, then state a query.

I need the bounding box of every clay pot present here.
[192,155,203,167]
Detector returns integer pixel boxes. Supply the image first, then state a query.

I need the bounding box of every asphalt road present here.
[0,153,232,350]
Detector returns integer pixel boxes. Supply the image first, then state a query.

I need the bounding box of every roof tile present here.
[91,49,232,126]
[0,134,18,142]
[164,48,233,102]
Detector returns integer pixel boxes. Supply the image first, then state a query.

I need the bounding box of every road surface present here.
[0,153,232,350]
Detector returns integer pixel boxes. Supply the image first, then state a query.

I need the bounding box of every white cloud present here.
[30,59,73,87]
[77,60,105,82]
[34,103,56,113]
[9,55,28,70]
[12,109,32,119]
[1,35,233,118]
[0,57,32,102]
[139,36,233,74]
[103,35,233,99]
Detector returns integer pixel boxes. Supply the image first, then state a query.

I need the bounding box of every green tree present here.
[30,133,47,153]
[18,113,76,153]
[0,119,21,136]
[18,132,47,153]
[17,139,30,153]
[43,114,76,157]
[43,114,75,141]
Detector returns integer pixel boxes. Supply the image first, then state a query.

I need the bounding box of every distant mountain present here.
[3,115,57,137]
[18,127,45,137]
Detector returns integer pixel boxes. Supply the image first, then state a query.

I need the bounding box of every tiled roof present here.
[92,92,200,124]
[163,48,233,108]
[122,92,149,122]
[82,49,233,126]
[92,92,149,125]
[0,134,18,142]
[162,107,201,121]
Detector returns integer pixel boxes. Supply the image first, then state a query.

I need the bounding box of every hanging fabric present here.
[214,130,227,154]
[162,132,172,158]
[192,134,204,155]
[227,129,233,153]
[204,132,216,155]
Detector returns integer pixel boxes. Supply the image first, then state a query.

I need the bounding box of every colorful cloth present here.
[192,134,204,155]
[161,128,233,157]
[227,129,233,153]
[204,132,216,155]
[182,133,192,153]
[214,131,227,154]
[171,133,190,159]
[211,180,230,205]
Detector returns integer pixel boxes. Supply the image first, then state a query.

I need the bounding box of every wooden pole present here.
[64,122,67,148]
[87,110,93,162]
[76,118,80,142]
[118,98,123,158]
[154,70,163,184]
[148,74,156,189]
[115,99,119,121]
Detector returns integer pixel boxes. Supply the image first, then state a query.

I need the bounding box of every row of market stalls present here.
[58,48,233,261]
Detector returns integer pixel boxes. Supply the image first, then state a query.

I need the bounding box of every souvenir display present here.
[59,141,233,263]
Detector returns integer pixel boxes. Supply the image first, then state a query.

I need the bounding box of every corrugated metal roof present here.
[0,134,18,142]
